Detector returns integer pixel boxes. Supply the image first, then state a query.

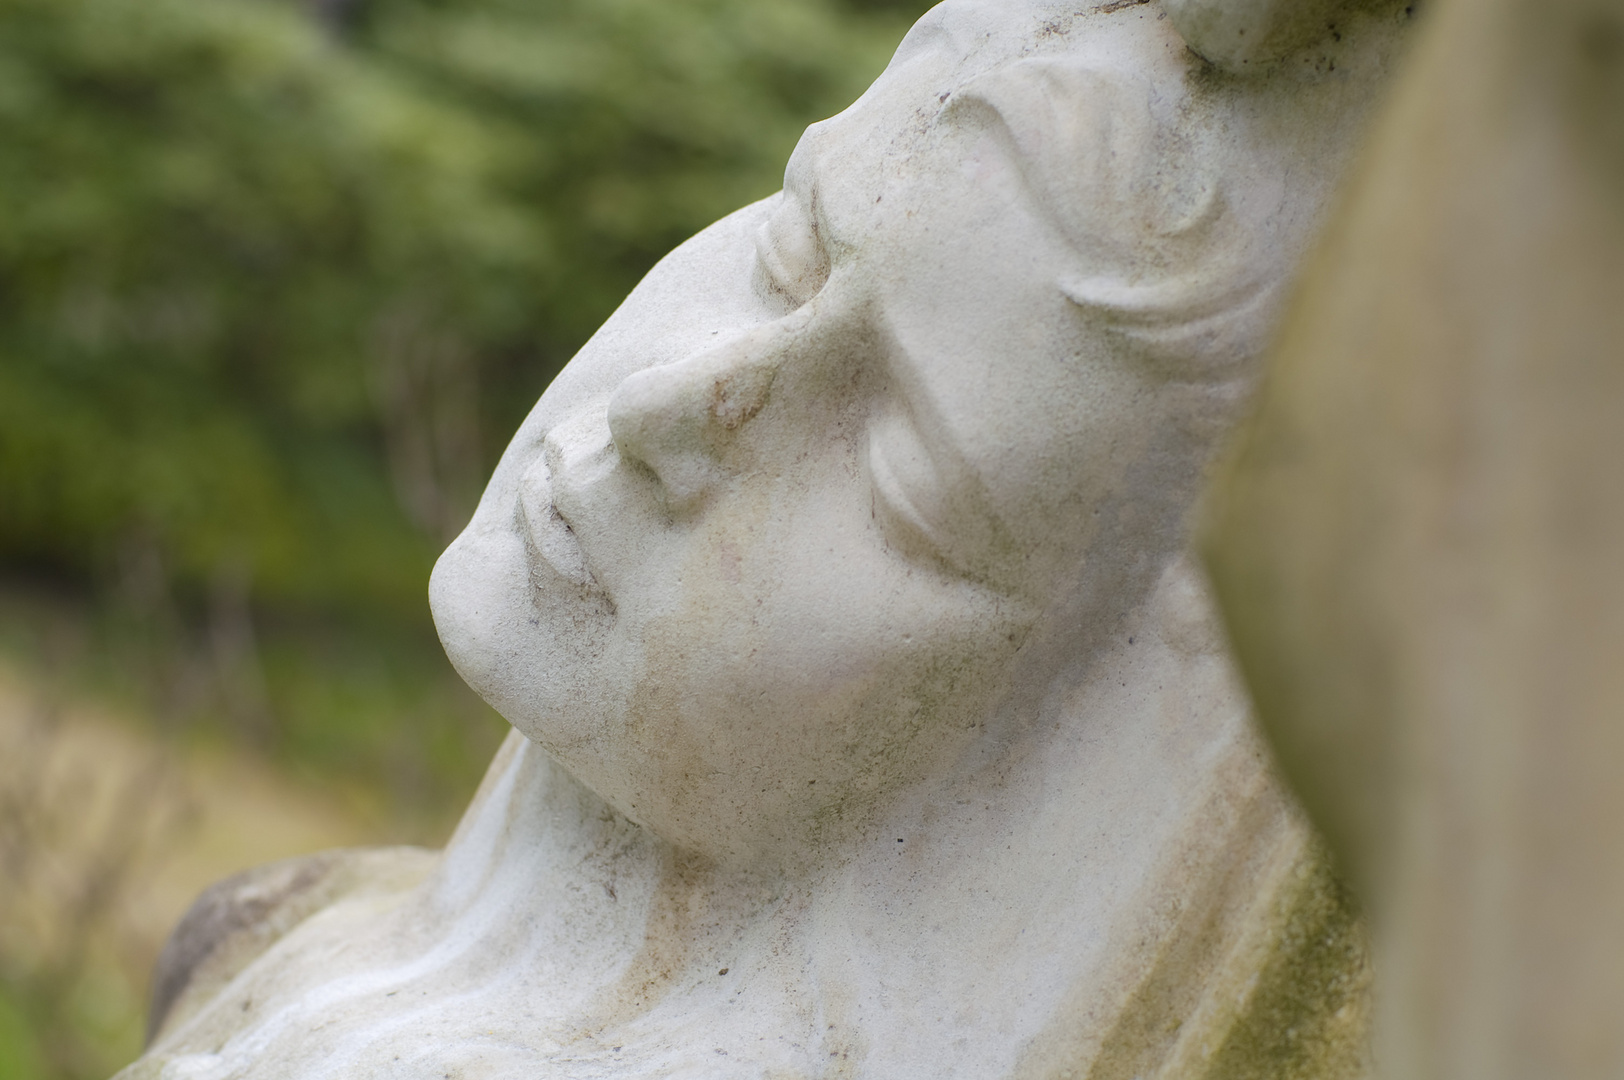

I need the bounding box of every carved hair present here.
[944,57,1284,379]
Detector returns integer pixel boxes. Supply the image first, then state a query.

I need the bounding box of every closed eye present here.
[867,414,957,573]
[865,391,1028,595]
[753,191,831,312]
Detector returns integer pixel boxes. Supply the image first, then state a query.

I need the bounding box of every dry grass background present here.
[0,666,390,1078]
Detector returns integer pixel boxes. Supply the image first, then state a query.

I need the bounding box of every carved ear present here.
[1164,0,1369,71]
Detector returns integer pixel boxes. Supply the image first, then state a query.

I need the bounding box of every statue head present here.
[429,0,1397,868]
[130,8,1418,1077]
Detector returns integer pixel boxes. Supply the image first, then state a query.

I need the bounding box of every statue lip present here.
[516,455,600,591]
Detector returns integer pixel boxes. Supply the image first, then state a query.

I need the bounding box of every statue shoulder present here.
[146,845,438,1048]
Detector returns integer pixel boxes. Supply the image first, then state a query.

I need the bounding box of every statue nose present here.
[606,324,787,511]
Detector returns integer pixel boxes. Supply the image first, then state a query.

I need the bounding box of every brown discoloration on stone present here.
[146,846,437,1047]
[1166,0,1416,74]
[572,848,708,1029]
[1095,0,1154,16]
[147,852,336,1046]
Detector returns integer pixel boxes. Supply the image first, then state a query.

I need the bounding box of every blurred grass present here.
[0,0,933,1074]
[0,577,501,838]
[0,650,399,1078]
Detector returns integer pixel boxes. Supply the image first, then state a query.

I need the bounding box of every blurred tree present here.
[0,0,918,620]
[0,0,529,615]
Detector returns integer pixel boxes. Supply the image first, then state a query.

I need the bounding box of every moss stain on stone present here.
[1058,824,1372,1080]
[1193,844,1371,1080]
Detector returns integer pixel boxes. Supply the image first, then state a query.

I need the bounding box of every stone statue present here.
[123,2,1413,1077]
[1204,0,1624,1074]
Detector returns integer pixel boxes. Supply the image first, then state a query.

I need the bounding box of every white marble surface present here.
[123,2,1412,1076]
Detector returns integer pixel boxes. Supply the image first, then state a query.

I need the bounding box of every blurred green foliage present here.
[0,0,918,613]
[0,0,928,1074]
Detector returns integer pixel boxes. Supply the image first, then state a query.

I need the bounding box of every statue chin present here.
[124,2,1417,1077]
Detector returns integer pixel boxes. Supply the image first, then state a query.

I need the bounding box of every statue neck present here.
[417,557,1267,1063]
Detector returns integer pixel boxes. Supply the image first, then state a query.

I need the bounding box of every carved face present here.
[430,5,1274,864]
